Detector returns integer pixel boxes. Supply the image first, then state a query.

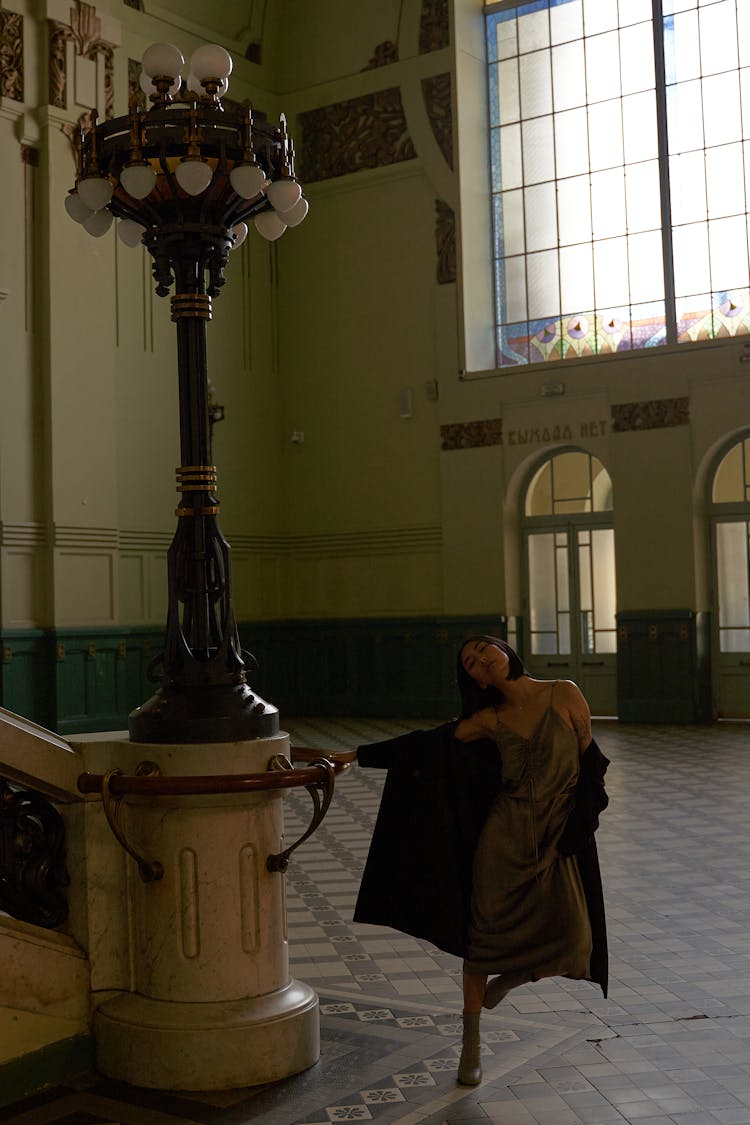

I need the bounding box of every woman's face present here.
[460,639,510,688]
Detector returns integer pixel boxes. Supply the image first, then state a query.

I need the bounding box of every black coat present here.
[354,721,609,997]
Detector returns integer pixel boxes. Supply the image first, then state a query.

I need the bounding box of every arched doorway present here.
[711,432,750,717]
[522,450,617,715]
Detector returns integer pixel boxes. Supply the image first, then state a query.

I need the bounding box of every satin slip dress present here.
[464,682,593,987]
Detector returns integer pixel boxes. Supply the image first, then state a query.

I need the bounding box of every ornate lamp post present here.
[64,43,340,1092]
[66,41,308,744]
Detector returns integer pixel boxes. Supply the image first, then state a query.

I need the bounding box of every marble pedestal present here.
[76,732,319,1091]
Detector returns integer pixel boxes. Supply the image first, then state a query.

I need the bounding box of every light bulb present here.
[77,176,114,211]
[174,159,214,195]
[142,42,184,80]
[254,210,287,241]
[281,196,309,228]
[120,163,157,200]
[64,191,93,224]
[266,178,302,212]
[231,222,248,249]
[229,163,266,199]
[117,219,144,247]
[189,44,233,82]
[82,209,114,237]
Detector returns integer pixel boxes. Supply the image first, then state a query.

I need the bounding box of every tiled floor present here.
[3,718,750,1125]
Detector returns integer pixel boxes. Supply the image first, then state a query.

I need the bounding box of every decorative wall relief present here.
[298,88,416,183]
[611,397,690,432]
[419,0,450,53]
[0,779,70,928]
[441,419,503,450]
[128,56,145,111]
[48,1,115,118]
[362,40,399,70]
[435,199,455,284]
[422,73,453,168]
[0,8,24,102]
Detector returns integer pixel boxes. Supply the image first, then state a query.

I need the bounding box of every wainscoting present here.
[616,609,711,723]
[0,617,507,734]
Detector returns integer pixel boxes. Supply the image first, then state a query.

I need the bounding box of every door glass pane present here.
[591,527,617,651]
[716,522,750,638]
[528,532,571,654]
[552,451,591,510]
[722,629,750,652]
[558,612,572,653]
[557,541,570,610]
[529,533,557,633]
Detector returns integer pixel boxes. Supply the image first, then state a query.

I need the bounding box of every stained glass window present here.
[485,0,750,367]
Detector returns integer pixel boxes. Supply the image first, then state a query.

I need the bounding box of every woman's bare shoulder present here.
[555,678,588,705]
[554,679,592,749]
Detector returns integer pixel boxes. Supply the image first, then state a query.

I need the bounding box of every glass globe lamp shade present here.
[77,176,114,211]
[254,210,287,242]
[266,178,302,212]
[120,163,157,200]
[118,219,144,247]
[142,42,184,80]
[174,159,214,196]
[280,196,309,228]
[64,191,93,224]
[229,163,266,200]
[231,222,248,249]
[189,44,232,82]
[82,209,114,237]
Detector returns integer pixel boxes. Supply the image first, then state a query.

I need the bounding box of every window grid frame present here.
[485,0,750,367]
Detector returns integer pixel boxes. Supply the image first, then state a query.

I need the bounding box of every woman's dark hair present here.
[456,634,527,718]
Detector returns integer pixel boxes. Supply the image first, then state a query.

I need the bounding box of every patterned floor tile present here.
[4,720,750,1124]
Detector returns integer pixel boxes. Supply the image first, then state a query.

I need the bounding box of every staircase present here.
[0,708,92,1106]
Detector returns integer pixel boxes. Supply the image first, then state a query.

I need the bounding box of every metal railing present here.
[77,748,354,881]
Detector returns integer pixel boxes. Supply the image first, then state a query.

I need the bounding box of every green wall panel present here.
[616,610,711,723]
[241,616,507,719]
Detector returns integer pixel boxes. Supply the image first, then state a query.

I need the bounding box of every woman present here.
[450,635,608,1084]
[331,635,609,1087]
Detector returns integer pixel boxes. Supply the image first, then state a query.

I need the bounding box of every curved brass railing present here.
[77,748,354,883]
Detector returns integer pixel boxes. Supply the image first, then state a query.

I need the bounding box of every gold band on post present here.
[176,465,217,491]
[171,293,212,321]
[175,505,220,517]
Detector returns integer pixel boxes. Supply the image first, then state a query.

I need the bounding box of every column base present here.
[94,980,319,1090]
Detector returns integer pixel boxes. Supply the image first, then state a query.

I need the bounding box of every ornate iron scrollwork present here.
[266,755,336,873]
[0,780,70,928]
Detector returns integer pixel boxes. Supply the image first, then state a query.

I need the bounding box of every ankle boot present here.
[483,975,510,1010]
[457,1010,482,1086]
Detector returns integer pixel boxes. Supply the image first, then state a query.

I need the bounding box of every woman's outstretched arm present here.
[455,707,496,743]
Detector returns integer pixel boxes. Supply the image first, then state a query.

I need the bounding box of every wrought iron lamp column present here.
[129,246,277,743]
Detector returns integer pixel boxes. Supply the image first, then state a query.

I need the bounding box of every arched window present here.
[523,450,617,713]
